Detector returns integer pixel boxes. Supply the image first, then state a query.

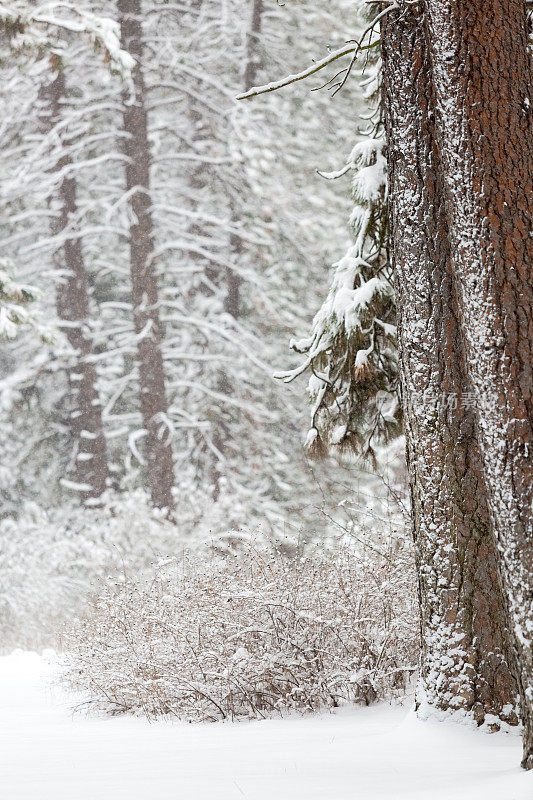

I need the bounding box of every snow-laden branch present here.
[237,2,400,101]
[236,46,356,100]
[0,261,45,341]
[0,2,135,77]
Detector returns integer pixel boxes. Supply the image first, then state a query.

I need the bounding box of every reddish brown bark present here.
[423,0,533,767]
[44,69,108,503]
[118,0,175,511]
[382,4,517,727]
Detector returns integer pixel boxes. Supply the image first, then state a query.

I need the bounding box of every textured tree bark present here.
[44,69,108,503]
[423,0,533,768]
[382,4,517,727]
[118,0,175,511]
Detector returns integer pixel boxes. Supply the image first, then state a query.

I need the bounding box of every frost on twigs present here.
[0,490,189,652]
[64,545,418,721]
[279,139,400,462]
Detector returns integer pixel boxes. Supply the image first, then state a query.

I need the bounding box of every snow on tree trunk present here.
[44,66,108,504]
[117,0,174,511]
[423,0,533,767]
[382,3,518,728]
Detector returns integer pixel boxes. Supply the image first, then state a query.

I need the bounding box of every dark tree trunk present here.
[382,4,517,727]
[44,69,108,503]
[118,0,175,511]
[424,0,533,767]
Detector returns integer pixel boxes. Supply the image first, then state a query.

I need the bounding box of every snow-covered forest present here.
[0,1,532,798]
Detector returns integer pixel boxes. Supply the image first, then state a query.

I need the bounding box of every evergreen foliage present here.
[277,9,400,463]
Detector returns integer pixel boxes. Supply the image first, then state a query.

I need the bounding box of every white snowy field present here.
[1,651,531,800]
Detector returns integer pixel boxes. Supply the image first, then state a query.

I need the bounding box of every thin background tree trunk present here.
[225,0,263,320]
[382,3,517,727]
[209,0,264,500]
[44,66,108,503]
[423,0,533,767]
[118,0,175,511]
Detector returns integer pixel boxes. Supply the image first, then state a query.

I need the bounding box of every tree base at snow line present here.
[415,678,519,732]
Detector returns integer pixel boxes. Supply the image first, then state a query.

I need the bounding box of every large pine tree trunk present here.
[44,69,108,503]
[118,0,175,511]
[424,0,533,767]
[381,5,517,727]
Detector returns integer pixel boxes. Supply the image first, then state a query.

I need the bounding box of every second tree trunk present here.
[118,0,175,511]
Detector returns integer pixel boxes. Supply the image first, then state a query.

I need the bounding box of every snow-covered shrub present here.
[0,442,408,654]
[0,490,184,652]
[0,484,309,653]
[63,543,418,721]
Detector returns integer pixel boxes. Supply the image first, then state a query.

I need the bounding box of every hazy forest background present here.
[0,1,532,797]
[0,0,408,651]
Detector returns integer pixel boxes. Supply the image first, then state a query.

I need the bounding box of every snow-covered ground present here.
[1,651,531,800]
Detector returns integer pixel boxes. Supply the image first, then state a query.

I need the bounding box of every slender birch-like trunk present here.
[423,0,533,768]
[44,67,108,503]
[117,0,175,511]
[381,4,517,727]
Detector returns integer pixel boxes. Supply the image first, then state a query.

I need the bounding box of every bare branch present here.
[236,46,355,100]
